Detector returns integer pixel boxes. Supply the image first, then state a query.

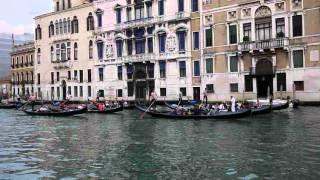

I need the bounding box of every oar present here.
[17,101,30,111]
[139,100,156,120]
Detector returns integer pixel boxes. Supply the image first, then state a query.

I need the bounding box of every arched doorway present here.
[135,66,147,100]
[61,80,67,100]
[256,59,274,98]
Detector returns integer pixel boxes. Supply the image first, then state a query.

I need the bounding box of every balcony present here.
[239,38,289,52]
[117,53,156,63]
[249,66,277,77]
[52,60,72,70]
[115,17,155,30]
[175,12,191,21]
[24,62,29,67]
[51,33,72,43]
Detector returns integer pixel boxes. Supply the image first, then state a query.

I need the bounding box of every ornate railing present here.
[239,38,289,51]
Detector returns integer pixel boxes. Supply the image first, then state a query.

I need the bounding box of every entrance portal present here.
[62,80,67,100]
[193,87,201,101]
[255,59,274,98]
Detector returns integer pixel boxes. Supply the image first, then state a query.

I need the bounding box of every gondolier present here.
[203,88,208,105]
[231,96,236,112]
[150,89,157,106]
[178,91,183,106]
[29,93,37,111]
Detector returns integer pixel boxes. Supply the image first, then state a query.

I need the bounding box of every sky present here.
[0,0,52,35]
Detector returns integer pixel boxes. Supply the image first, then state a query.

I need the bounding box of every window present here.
[68,71,71,80]
[135,5,144,20]
[206,84,214,93]
[68,0,71,8]
[147,63,154,78]
[62,0,65,10]
[229,25,237,44]
[57,72,60,82]
[56,1,60,11]
[205,29,212,47]
[292,15,302,37]
[243,23,251,41]
[293,50,304,68]
[127,40,133,55]
[37,48,41,64]
[146,3,152,17]
[180,88,186,96]
[71,16,79,33]
[68,86,71,95]
[117,89,123,97]
[158,0,164,16]
[193,61,200,76]
[51,87,55,99]
[88,86,92,97]
[230,83,238,92]
[245,75,253,92]
[63,18,67,33]
[59,19,63,34]
[87,13,94,31]
[50,46,54,62]
[116,40,123,57]
[193,32,199,50]
[74,43,78,60]
[89,40,93,59]
[67,42,71,60]
[159,61,166,78]
[49,22,54,37]
[97,41,104,59]
[276,18,285,37]
[159,33,166,53]
[118,66,123,80]
[56,44,60,61]
[160,88,166,96]
[206,58,213,74]
[74,86,78,97]
[294,81,304,91]
[127,65,133,79]
[256,22,271,40]
[88,69,92,83]
[128,82,134,97]
[135,29,145,54]
[79,70,83,83]
[192,0,198,12]
[179,61,186,77]
[178,31,186,52]
[277,73,286,91]
[148,37,153,53]
[229,56,238,72]
[61,43,66,61]
[51,72,54,84]
[35,25,42,40]
[99,68,104,81]
[116,9,121,24]
[97,11,103,27]
[57,87,60,99]
[127,8,132,21]
[80,86,83,97]
[178,0,184,12]
[37,73,40,85]
[74,70,78,80]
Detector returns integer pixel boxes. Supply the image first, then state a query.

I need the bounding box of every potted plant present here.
[277,31,285,38]
[243,36,250,42]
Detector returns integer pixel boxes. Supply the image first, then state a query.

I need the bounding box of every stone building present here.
[10,42,35,98]
[200,0,320,102]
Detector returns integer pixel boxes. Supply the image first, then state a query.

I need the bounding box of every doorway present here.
[257,75,273,98]
[193,87,201,101]
[62,80,67,100]
[136,81,146,101]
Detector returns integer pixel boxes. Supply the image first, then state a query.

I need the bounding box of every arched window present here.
[61,43,66,61]
[59,19,63,34]
[35,25,42,40]
[67,18,71,33]
[50,46,54,62]
[63,18,67,33]
[97,41,104,59]
[68,0,71,8]
[21,72,24,82]
[72,16,79,33]
[87,13,94,31]
[55,20,59,35]
[96,9,103,27]
[49,21,54,37]
[74,43,78,60]
[56,44,60,61]
[37,48,41,64]
[67,42,71,60]
[89,40,93,59]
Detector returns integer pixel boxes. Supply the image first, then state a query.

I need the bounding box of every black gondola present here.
[0,103,16,109]
[88,105,123,114]
[272,102,289,110]
[135,104,251,119]
[251,105,272,115]
[23,106,87,116]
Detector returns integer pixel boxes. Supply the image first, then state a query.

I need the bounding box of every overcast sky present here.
[0,0,52,34]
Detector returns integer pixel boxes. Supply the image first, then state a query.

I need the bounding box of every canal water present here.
[0,107,319,179]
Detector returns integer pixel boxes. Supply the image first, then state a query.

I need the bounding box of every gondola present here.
[251,105,272,115]
[87,105,123,114]
[164,101,195,110]
[23,106,87,116]
[135,104,251,119]
[0,103,17,109]
[272,102,289,110]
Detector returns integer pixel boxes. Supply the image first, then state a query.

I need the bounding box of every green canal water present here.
[0,107,319,179]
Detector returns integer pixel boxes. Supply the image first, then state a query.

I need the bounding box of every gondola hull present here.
[136,104,251,119]
[272,102,289,110]
[0,104,17,109]
[23,107,87,116]
[87,106,123,114]
[251,105,272,115]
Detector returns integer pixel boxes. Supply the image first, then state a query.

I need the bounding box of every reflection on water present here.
[0,107,320,179]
